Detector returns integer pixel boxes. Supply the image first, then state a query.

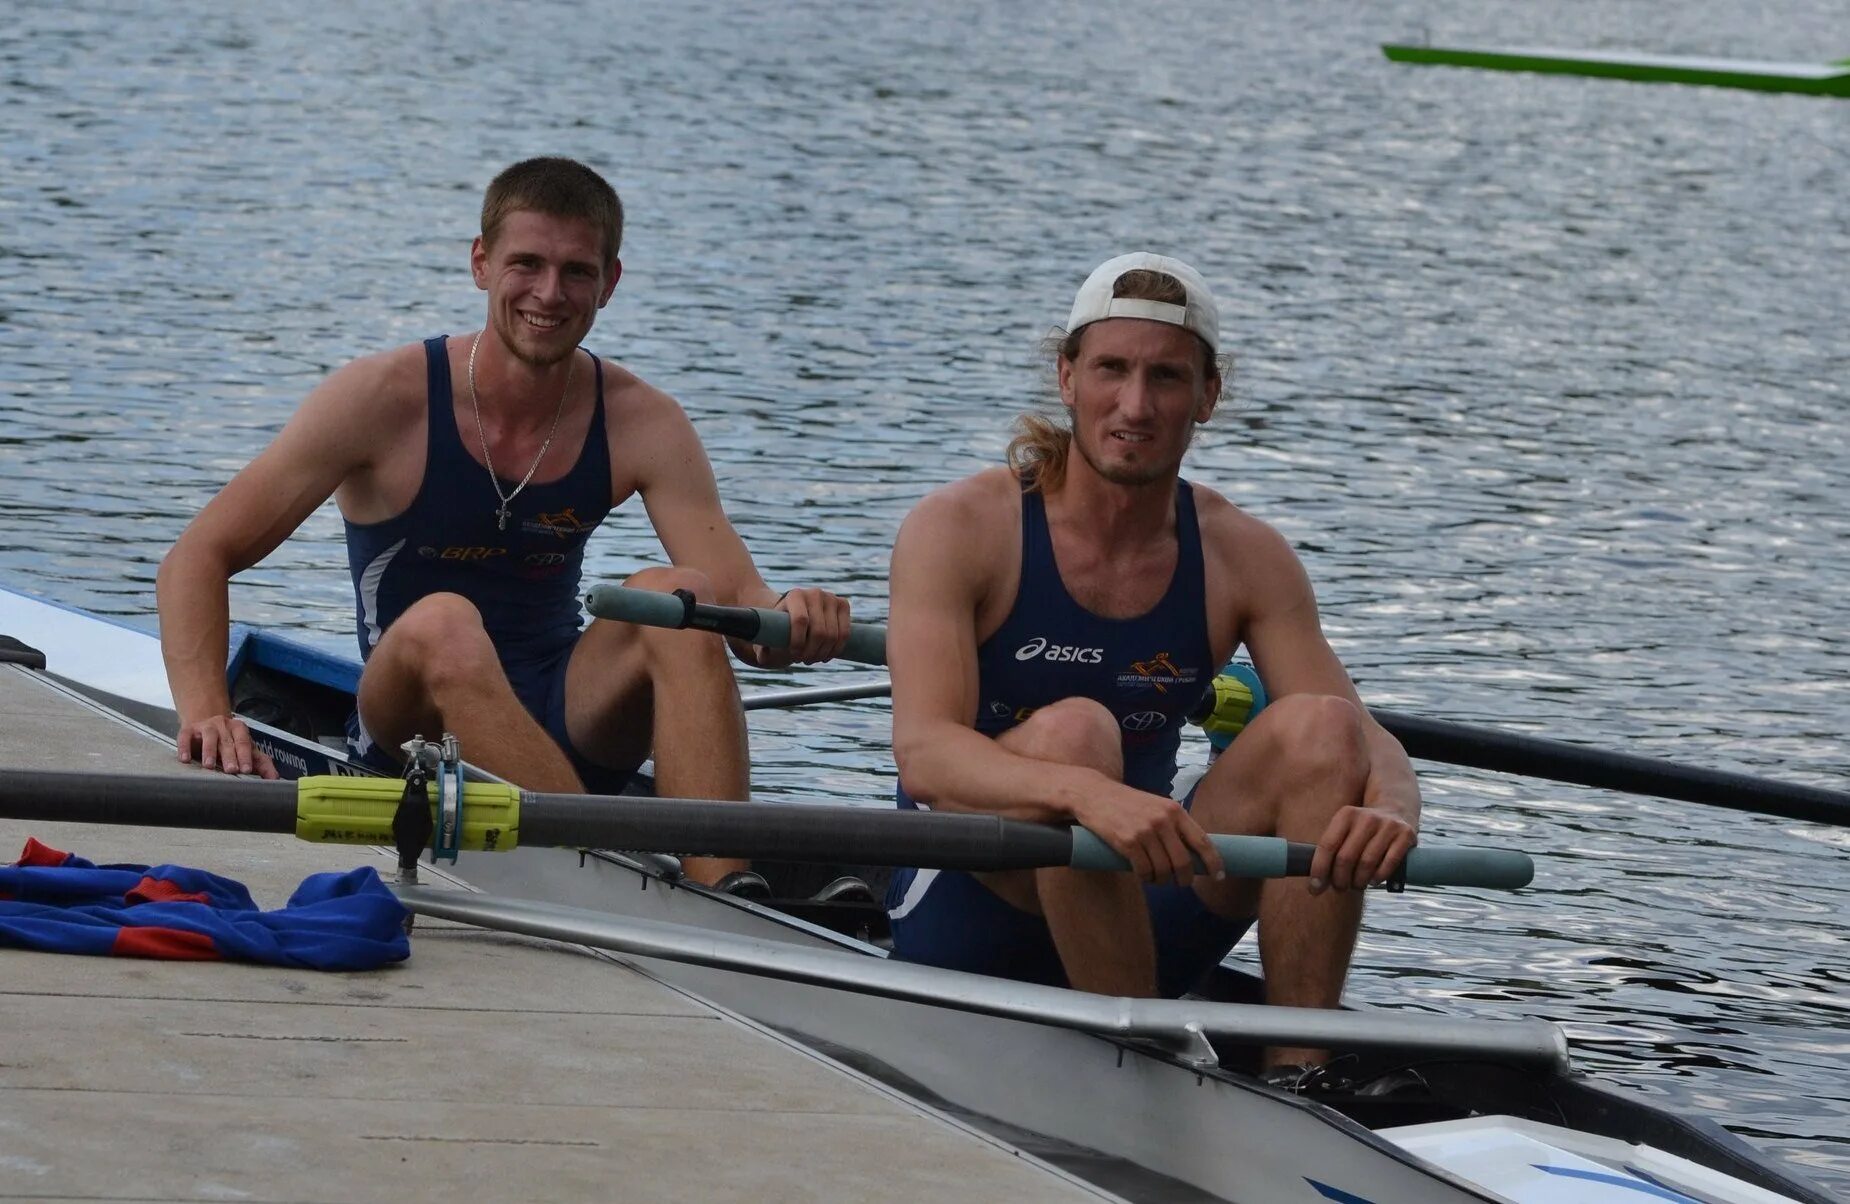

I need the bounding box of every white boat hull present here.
[451,846,1505,1204]
[0,582,1827,1204]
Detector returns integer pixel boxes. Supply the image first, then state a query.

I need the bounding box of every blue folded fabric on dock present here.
[0,839,410,969]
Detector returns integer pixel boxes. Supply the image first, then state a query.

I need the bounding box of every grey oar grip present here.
[585,585,691,630]
[742,608,889,667]
[1068,830,1533,890]
[1400,845,1533,889]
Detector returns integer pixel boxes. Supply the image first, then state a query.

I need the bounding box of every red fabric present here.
[128,876,212,906]
[18,838,72,867]
[112,926,222,960]
[3,839,72,896]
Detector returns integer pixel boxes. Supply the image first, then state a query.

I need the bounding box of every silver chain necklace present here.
[467,330,575,532]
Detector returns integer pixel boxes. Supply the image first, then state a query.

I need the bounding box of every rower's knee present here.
[382,593,499,686]
[624,564,716,604]
[1006,697,1124,780]
[614,565,732,667]
[1251,694,1369,798]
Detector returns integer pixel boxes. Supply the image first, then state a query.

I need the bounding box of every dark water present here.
[2,0,1845,1192]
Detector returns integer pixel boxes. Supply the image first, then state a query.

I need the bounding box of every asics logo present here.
[1014,636,1104,664]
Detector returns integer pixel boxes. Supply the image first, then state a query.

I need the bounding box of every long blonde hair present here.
[1005,412,1073,493]
[1006,268,1222,493]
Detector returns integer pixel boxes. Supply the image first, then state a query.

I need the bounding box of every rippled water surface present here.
[2,0,1846,1192]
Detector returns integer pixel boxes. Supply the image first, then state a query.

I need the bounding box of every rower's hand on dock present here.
[177,714,279,779]
[760,587,852,667]
[1073,786,1224,887]
[1307,805,1416,894]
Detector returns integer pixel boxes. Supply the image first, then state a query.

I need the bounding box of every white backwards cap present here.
[1066,252,1219,353]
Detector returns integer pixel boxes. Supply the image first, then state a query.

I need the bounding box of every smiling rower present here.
[157,157,850,887]
[883,253,1421,1075]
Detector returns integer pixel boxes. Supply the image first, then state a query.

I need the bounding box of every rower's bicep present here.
[631,402,765,601]
[1239,526,1363,705]
[174,363,390,573]
[887,500,986,759]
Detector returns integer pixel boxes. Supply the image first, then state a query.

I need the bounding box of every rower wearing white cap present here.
[883,252,1421,1076]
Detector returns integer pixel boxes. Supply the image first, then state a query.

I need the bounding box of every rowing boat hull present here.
[0,584,1831,1203]
[456,846,1516,1202]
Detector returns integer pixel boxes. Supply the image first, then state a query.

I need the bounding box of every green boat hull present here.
[1383,43,1850,98]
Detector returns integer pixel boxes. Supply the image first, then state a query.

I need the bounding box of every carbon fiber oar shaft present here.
[517,791,1071,870]
[1375,710,1850,827]
[0,767,295,832]
[0,770,1532,887]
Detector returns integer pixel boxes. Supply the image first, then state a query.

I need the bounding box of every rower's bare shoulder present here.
[599,360,685,429]
[903,469,1017,544]
[894,469,1017,609]
[1191,482,1307,595]
[591,363,715,505]
[1192,483,1292,552]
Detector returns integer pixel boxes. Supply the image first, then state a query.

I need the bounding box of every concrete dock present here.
[0,664,1113,1203]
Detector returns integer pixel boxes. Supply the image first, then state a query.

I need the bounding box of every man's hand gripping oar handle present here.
[585,585,889,666]
[1067,830,1534,890]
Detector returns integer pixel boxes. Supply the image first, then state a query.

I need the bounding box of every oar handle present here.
[1067,830,1533,890]
[585,585,888,666]
[1392,844,1534,889]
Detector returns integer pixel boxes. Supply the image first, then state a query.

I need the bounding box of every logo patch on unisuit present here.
[420,545,508,561]
[521,507,595,539]
[516,549,573,580]
[1014,636,1104,664]
[1120,710,1168,732]
[1115,651,1199,695]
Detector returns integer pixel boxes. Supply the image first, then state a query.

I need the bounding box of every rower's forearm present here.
[896,726,1099,823]
[724,583,782,667]
[155,551,234,724]
[703,554,774,611]
[1362,720,1422,826]
[710,575,779,666]
[735,583,782,610]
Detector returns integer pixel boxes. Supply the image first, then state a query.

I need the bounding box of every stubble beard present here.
[493,311,582,371]
[1070,421,1191,487]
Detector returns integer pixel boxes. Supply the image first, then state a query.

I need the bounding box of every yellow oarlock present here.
[295,776,522,852]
